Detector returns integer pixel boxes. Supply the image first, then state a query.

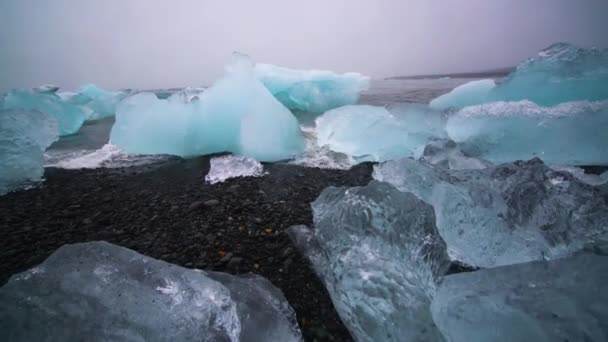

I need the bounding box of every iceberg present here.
[430,43,608,108]
[429,79,496,110]
[205,155,266,184]
[288,181,450,342]
[315,104,446,162]
[446,100,608,165]
[373,157,608,268]
[1,89,87,136]
[0,241,302,342]
[0,109,59,195]
[255,63,370,113]
[110,54,305,162]
[66,84,128,120]
[432,251,608,342]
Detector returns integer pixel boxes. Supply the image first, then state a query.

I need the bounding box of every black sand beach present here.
[0,157,375,341]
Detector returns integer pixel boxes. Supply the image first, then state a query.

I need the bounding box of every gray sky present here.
[1,0,607,91]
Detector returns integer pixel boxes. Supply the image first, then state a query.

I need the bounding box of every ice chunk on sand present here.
[205,155,266,184]
[430,43,608,108]
[374,157,608,268]
[110,54,305,162]
[0,241,302,342]
[429,79,496,110]
[288,181,450,342]
[66,84,128,120]
[315,104,446,162]
[0,109,59,195]
[2,89,87,136]
[446,100,608,165]
[432,251,608,342]
[255,63,369,113]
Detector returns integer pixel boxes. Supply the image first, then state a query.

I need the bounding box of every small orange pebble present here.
[218,251,226,257]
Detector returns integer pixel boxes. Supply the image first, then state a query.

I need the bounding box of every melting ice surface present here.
[432,251,608,342]
[205,155,266,184]
[0,109,59,195]
[1,89,87,136]
[374,157,608,268]
[110,54,305,162]
[447,100,608,165]
[315,104,446,162]
[255,63,370,113]
[0,241,302,342]
[288,181,451,342]
[430,43,608,108]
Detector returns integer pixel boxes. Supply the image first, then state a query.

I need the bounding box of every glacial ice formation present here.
[65,84,128,120]
[205,155,266,184]
[373,157,608,268]
[315,104,446,162]
[110,54,305,162]
[288,181,451,342]
[2,89,87,136]
[0,241,302,342]
[430,43,608,108]
[432,251,608,342]
[446,100,608,165]
[0,109,59,195]
[429,79,496,110]
[254,63,370,113]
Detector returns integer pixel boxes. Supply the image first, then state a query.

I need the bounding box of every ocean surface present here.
[43,78,482,169]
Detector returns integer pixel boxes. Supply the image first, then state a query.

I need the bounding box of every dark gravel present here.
[0,156,374,342]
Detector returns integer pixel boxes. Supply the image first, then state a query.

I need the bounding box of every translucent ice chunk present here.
[288,181,450,342]
[0,109,59,195]
[66,84,128,120]
[110,54,305,162]
[205,155,266,184]
[446,100,608,165]
[0,241,302,342]
[429,79,496,110]
[2,89,87,136]
[374,157,608,268]
[432,251,608,342]
[255,63,370,113]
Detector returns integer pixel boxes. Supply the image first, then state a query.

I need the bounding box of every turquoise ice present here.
[446,100,608,165]
[255,63,370,113]
[65,84,128,120]
[0,109,58,195]
[430,43,608,109]
[0,241,302,341]
[110,54,305,162]
[2,89,87,136]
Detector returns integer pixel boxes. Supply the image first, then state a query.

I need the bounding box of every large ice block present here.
[110,54,305,162]
[0,109,59,195]
[66,84,128,120]
[254,63,370,113]
[432,251,608,342]
[315,104,446,162]
[446,100,608,165]
[0,241,302,342]
[373,157,608,268]
[430,43,608,108]
[288,181,450,342]
[2,89,87,136]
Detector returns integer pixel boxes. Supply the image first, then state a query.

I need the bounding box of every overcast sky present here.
[1,0,607,91]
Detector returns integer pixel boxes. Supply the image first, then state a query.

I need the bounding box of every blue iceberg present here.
[255,63,370,113]
[0,109,59,195]
[0,241,302,341]
[65,84,128,120]
[2,89,87,136]
[315,104,446,162]
[374,157,608,268]
[110,54,305,162]
[446,100,608,165]
[430,43,608,108]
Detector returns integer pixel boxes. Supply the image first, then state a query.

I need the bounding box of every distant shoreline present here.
[386,66,514,80]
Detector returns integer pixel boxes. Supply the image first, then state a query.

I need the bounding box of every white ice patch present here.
[289,126,353,170]
[205,155,267,184]
[45,144,169,169]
